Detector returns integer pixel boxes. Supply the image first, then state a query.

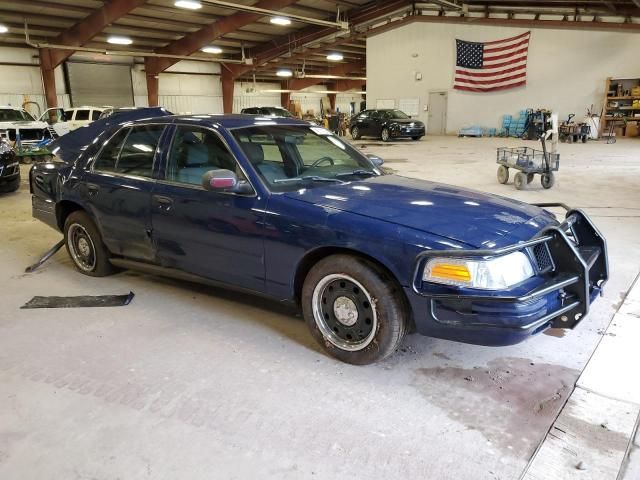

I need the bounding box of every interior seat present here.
[242,143,286,183]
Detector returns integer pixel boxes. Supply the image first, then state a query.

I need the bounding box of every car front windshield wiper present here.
[334,169,377,179]
[273,175,345,184]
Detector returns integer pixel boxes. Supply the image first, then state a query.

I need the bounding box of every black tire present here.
[301,254,407,365]
[63,210,116,277]
[582,135,588,144]
[350,126,361,140]
[497,165,509,184]
[567,135,573,144]
[541,172,555,189]
[514,172,526,190]
[381,128,391,142]
[411,136,422,141]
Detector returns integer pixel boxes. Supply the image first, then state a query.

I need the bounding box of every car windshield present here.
[264,108,293,118]
[0,109,35,122]
[384,109,409,119]
[232,125,379,192]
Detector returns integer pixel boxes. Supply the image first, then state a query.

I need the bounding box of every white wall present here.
[0,46,69,116]
[367,20,640,134]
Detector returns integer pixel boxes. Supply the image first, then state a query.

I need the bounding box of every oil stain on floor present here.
[413,357,579,455]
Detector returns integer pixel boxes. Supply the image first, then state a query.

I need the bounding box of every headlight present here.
[422,251,535,290]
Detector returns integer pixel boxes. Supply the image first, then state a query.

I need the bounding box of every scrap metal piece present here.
[21,291,134,309]
[25,239,65,273]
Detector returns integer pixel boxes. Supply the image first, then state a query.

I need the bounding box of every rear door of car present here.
[149,124,267,292]
[82,124,168,261]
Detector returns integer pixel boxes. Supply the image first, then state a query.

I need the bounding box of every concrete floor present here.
[1,136,639,480]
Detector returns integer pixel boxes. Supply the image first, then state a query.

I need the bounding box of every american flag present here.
[453,31,531,92]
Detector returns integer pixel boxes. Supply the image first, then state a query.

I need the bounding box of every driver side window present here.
[166,126,239,186]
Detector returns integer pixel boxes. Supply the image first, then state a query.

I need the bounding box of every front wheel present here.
[497,165,509,184]
[412,136,422,141]
[64,211,116,277]
[350,126,361,140]
[514,172,526,190]
[381,128,391,142]
[541,172,555,189]
[302,254,407,365]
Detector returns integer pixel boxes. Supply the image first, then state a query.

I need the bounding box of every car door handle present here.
[87,183,100,196]
[153,195,173,207]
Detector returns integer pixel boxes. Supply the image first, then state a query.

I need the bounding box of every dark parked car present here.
[240,106,294,118]
[30,114,608,364]
[0,138,19,193]
[349,109,425,142]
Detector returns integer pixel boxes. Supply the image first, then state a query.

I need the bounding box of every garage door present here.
[67,62,134,107]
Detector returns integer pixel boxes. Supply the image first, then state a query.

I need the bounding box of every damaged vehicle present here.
[0,106,52,146]
[0,137,19,193]
[349,109,425,142]
[29,113,608,364]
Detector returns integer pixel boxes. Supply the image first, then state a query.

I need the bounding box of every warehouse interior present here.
[0,1,639,479]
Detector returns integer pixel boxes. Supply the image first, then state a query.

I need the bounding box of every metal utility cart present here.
[496,135,559,190]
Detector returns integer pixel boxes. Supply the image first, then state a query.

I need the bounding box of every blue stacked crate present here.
[512,110,528,137]
[500,115,512,137]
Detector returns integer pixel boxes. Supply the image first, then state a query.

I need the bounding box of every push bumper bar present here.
[412,206,609,331]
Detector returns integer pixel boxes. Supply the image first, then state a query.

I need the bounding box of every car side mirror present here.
[202,169,238,191]
[202,169,254,194]
[366,154,384,167]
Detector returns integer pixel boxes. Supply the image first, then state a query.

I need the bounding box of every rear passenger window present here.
[116,125,165,177]
[93,128,129,172]
[91,110,101,121]
[75,110,90,121]
[93,125,164,177]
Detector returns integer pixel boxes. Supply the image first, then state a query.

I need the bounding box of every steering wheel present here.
[310,156,334,168]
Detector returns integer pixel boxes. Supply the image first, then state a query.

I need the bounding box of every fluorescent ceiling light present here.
[107,36,133,45]
[270,16,291,26]
[326,53,343,61]
[276,69,293,77]
[175,0,202,9]
[0,25,8,34]
[201,46,222,54]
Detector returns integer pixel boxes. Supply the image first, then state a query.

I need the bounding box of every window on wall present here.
[166,126,238,186]
[93,125,165,177]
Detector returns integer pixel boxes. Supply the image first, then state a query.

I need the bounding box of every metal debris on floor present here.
[20,291,135,309]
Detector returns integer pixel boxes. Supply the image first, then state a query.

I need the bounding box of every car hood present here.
[283,175,557,248]
[0,120,48,128]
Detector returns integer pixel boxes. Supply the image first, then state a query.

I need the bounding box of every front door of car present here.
[150,125,267,293]
[354,111,371,135]
[82,124,167,262]
[370,111,384,136]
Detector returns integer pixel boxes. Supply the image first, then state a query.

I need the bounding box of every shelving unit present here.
[600,77,640,137]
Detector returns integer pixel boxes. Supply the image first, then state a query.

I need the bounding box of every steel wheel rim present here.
[312,273,378,352]
[352,127,359,138]
[67,223,97,272]
[381,129,389,141]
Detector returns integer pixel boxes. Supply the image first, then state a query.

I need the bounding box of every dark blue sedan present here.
[30,113,608,364]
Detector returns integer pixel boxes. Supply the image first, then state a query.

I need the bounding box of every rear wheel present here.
[541,172,555,189]
[302,254,407,364]
[514,172,526,190]
[350,126,361,140]
[497,165,509,184]
[381,128,391,142]
[64,211,116,277]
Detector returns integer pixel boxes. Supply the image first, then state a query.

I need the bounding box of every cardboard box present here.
[625,122,639,137]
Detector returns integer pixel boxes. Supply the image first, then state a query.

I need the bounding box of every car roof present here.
[0,106,23,110]
[135,114,310,129]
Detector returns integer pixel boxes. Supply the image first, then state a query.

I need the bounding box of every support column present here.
[146,71,159,107]
[280,80,291,111]
[39,48,58,109]
[328,92,336,112]
[221,66,234,114]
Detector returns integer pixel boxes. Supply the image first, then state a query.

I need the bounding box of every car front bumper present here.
[392,126,425,138]
[407,207,609,346]
[0,162,20,192]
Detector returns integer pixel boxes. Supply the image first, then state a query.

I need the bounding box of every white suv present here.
[39,106,104,136]
[0,106,51,146]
